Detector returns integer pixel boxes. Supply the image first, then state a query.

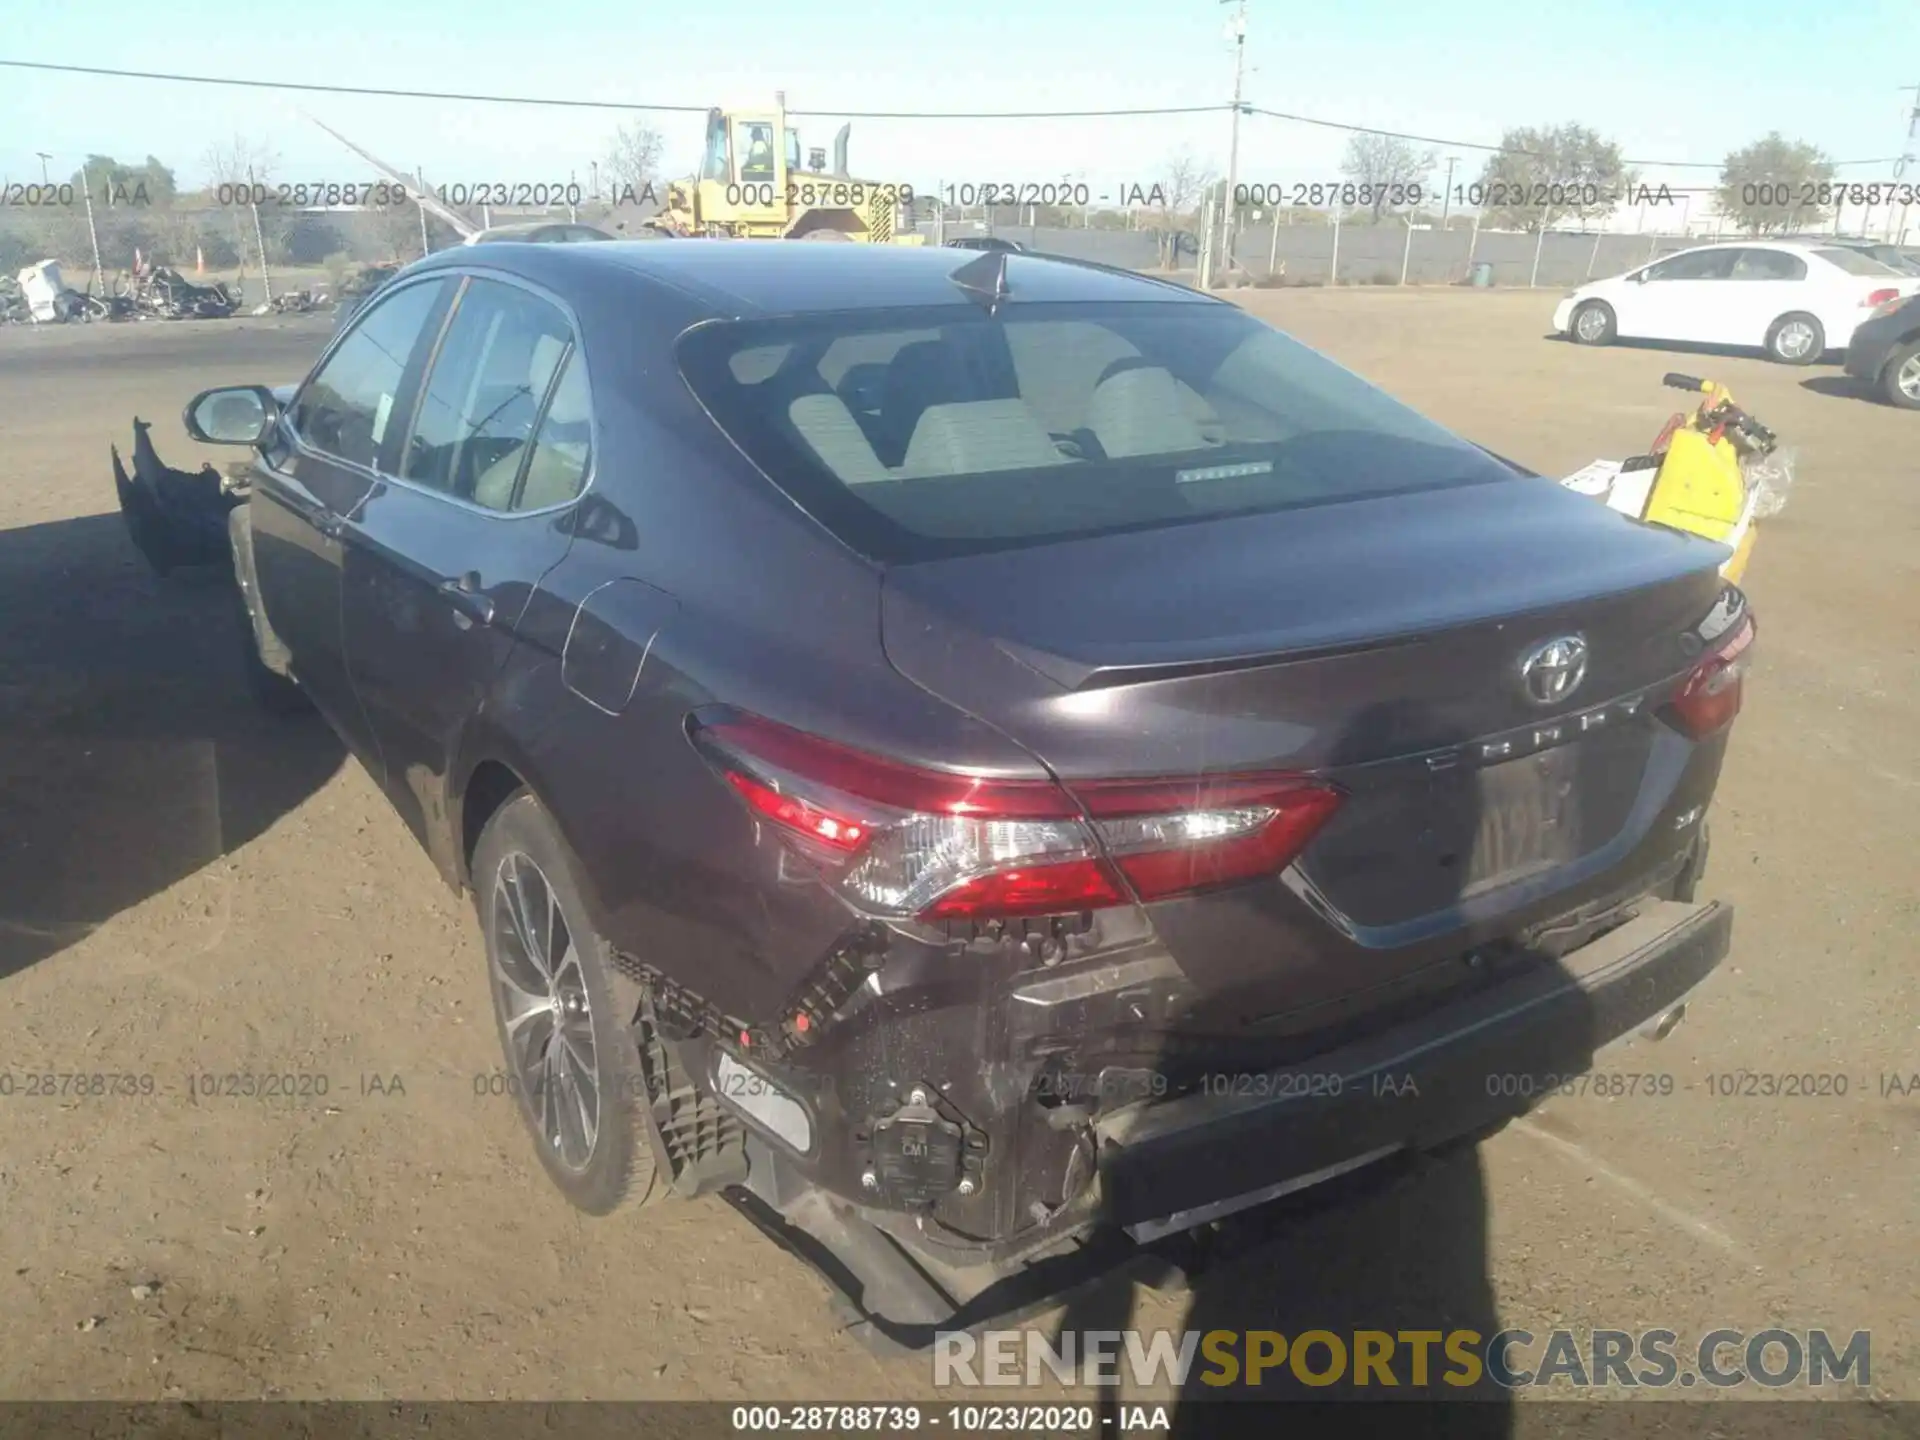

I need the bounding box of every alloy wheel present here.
[1575,307,1608,342]
[1775,321,1816,360]
[489,852,600,1171]
[1898,353,1920,402]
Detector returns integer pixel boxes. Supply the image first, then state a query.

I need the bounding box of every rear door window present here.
[1729,249,1806,281]
[512,351,593,511]
[678,301,1517,562]
[399,277,577,511]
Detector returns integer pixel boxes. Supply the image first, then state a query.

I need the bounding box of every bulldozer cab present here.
[695,106,792,227]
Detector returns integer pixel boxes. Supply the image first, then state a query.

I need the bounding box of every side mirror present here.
[183,385,279,446]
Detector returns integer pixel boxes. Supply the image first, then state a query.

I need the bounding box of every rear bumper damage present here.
[1095,897,1727,1233]
[728,894,1730,1343]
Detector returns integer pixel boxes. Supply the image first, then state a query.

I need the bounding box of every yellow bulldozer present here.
[649,94,924,244]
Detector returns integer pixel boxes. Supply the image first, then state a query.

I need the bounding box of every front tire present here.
[1765,312,1824,365]
[1569,301,1616,346]
[472,792,662,1216]
[1880,338,1920,409]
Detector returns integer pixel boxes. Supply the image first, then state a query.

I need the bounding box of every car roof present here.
[1670,239,1828,253]
[411,239,1215,317]
[468,221,611,243]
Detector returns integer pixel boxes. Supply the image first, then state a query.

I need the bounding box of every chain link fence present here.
[5,194,1711,299]
[0,199,660,291]
[912,216,1708,287]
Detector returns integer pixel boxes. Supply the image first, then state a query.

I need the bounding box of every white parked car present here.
[1553,240,1920,365]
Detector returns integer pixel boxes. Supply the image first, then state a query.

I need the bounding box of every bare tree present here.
[1155,149,1216,266]
[606,120,666,205]
[1339,133,1435,222]
[203,134,282,188]
[201,134,292,269]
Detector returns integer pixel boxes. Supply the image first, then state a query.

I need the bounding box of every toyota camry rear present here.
[654,264,1744,1280]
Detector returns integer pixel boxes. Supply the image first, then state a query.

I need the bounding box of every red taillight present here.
[1864,287,1900,308]
[692,714,1343,921]
[1076,775,1347,903]
[922,860,1126,919]
[1668,615,1754,738]
[723,770,868,851]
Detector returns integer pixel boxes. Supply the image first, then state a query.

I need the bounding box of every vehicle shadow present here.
[0,510,343,981]
[1042,699,1606,1434]
[1797,374,1880,403]
[1544,332,1839,368]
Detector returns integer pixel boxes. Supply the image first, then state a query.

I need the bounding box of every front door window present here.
[290,279,448,472]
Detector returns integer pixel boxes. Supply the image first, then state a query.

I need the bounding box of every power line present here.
[0,56,1904,167]
[1244,105,1901,170]
[0,59,1218,118]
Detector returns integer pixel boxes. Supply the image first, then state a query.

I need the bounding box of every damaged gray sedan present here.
[114,240,1745,1351]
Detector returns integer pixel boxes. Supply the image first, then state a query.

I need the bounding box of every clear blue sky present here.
[2,0,1915,207]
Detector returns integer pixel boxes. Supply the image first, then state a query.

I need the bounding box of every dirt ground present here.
[1,290,1915,1420]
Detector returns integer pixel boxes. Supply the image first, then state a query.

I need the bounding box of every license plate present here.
[1463,748,1582,895]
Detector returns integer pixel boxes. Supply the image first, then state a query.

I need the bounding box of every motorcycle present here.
[1559,373,1792,586]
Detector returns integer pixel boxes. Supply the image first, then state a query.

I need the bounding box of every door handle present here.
[438,573,495,627]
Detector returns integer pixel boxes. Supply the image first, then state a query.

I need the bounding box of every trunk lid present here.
[881,475,1730,1029]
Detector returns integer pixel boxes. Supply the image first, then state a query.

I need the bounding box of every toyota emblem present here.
[1519,635,1589,707]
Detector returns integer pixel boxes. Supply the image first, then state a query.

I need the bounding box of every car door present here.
[1716,247,1808,346]
[253,275,453,771]
[1624,247,1736,341]
[338,272,593,869]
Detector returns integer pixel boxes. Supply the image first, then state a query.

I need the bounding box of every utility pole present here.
[36,151,52,185]
[1896,84,1919,245]
[80,163,105,292]
[1219,0,1248,275]
[247,166,274,304]
[1440,156,1459,229]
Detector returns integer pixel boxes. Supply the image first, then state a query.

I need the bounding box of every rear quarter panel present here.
[454,272,1062,1022]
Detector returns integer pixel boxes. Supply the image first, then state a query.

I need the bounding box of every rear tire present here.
[1569,301,1616,346]
[472,792,664,1216]
[1764,312,1824,365]
[1880,338,1920,409]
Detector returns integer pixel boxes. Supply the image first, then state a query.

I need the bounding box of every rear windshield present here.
[1814,247,1901,276]
[677,301,1518,563]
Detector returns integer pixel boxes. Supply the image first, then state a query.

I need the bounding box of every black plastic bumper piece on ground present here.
[1096,898,1730,1231]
